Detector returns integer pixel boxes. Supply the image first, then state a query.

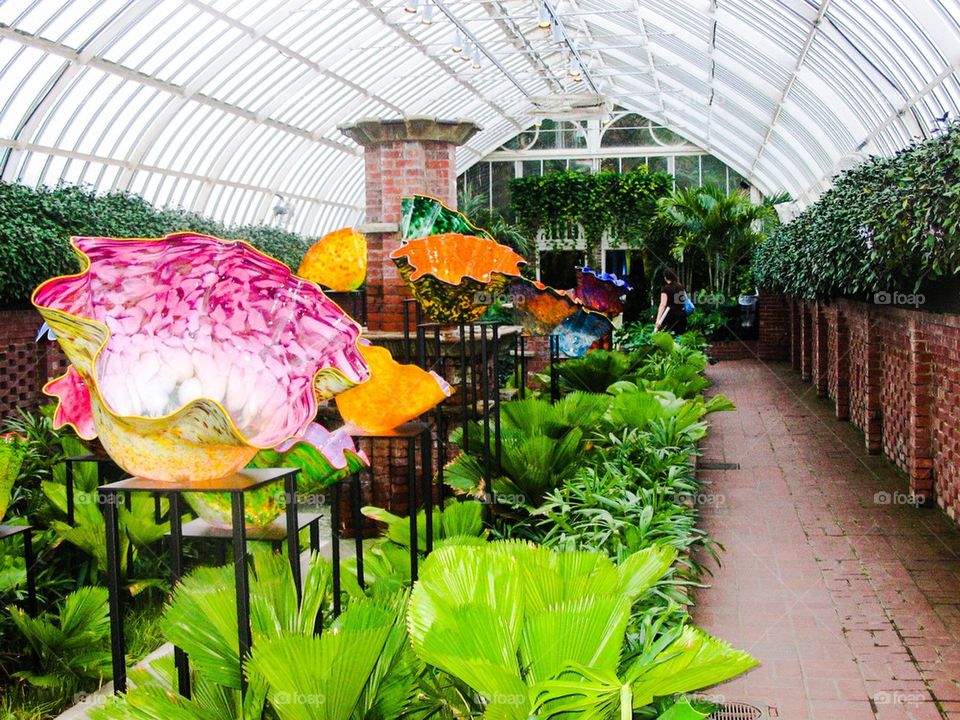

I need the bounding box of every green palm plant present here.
[8,586,112,690]
[445,393,595,507]
[91,654,259,720]
[343,500,488,594]
[248,594,419,720]
[91,553,333,720]
[42,484,168,578]
[551,350,648,394]
[445,422,585,508]
[407,541,756,720]
[659,185,778,297]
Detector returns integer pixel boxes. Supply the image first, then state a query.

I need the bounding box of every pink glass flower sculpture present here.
[33,233,370,487]
[572,266,632,316]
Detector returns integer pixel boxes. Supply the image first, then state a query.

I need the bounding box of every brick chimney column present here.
[339,116,481,331]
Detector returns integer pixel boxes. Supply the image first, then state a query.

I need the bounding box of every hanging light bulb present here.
[420,2,433,24]
[568,57,581,78]
[404,0,418,12]
[533,117,543,127]
[551,23,563,42]
[461,42,472,61]
[537,1,551,29]
[452,29,464,53]
[472,46,482,69]
[601,113,614,126]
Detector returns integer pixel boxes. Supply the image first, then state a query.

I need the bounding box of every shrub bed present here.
[84,326,752,720]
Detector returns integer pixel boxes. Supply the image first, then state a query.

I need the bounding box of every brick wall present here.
[362,139,457,332]
[761,290,960,522]
[0,308,68,417]
[345,117,477,333]
[758,292,790,360]
[878,314,911,472]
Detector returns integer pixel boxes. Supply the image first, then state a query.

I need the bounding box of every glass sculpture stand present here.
[98,467,300,698]
[62,454,130,525]
[170,511,322,564]
[0,525,37,615]
[329,422,432,616]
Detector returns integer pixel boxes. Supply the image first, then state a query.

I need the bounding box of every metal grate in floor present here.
[708,702,765,719]
[698,460,741,470]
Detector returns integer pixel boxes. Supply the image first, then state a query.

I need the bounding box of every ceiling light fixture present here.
[404,0,418,12]
[568,57,581,78]
[420,2,433,24]
[551,23,563,42]
[461,42,472,61]
[472,47,482,68]
[537,2,551,29]
[451,29,463,52]
[601,113,614,125]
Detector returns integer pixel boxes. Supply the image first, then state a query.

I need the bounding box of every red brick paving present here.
[694,360,960,720]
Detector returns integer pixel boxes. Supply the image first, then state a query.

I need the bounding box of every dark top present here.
[659,281,688,333]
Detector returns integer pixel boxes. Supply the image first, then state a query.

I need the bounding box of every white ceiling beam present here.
[749,0,831,175]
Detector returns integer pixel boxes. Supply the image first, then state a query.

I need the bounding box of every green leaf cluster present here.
[0,182,313,307]
[510,168,673,253]
[753,123,960,300]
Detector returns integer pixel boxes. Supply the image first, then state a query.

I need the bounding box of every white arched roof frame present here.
[0,0,957,235]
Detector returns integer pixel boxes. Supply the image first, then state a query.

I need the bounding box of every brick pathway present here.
[694,360,960,720]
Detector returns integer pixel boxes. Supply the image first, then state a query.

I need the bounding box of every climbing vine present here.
[509,167,672,255]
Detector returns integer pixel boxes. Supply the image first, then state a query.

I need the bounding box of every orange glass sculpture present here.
[507,279,580,336]
[390,233,525,323]
[336,344,453,433]
[297,228,367,291]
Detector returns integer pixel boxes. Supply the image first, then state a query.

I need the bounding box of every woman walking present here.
[654,268,688,335]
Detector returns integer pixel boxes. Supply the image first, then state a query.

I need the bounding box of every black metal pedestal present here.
[0,525,37,615]
[169,511,322,563]
[63,454,131,525]
[329,422,432,615]
[98,467,300,697]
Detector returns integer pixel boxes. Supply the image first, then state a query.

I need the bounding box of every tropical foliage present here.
[7,586,112,691]
[84,324,753,720]
[658,186,785,297]
[753,122,960,300]
[510,168,673,255]
[408,541,756,720]
[0,182,312,307]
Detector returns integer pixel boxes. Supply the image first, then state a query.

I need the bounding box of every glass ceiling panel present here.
[0,0,958,229]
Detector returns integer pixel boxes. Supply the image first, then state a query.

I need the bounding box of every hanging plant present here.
[510,167,672,257]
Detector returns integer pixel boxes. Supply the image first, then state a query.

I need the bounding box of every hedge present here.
[0,183,312,307]
[752,124,960,301]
